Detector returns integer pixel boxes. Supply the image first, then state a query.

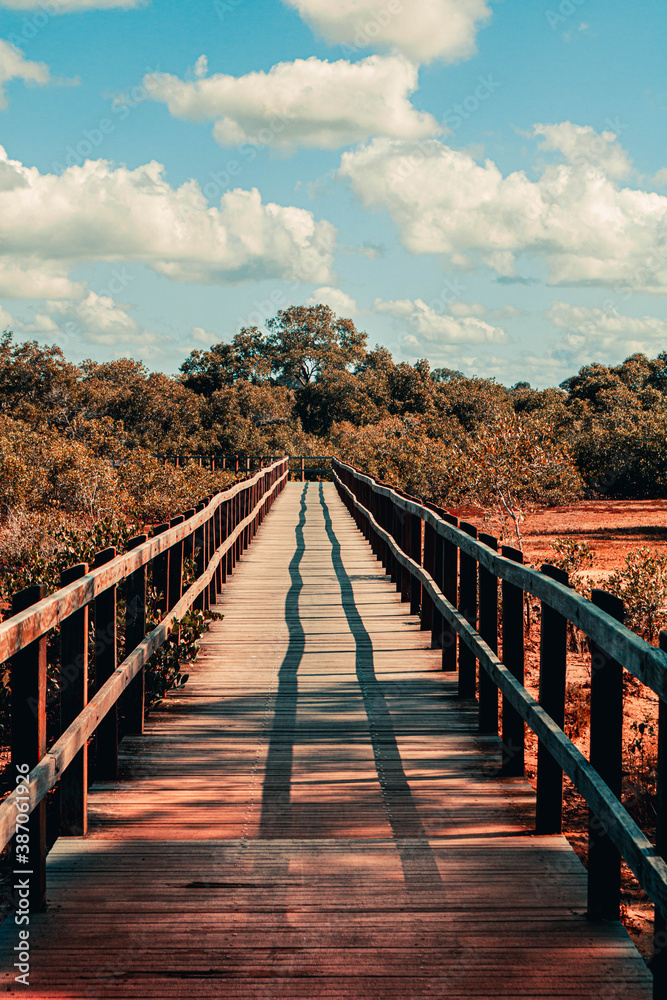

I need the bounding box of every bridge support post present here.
[501,545,525,776]
[124,537,148,736]
[458,523,478,698]
[422,514,436,634]
[11,584,47,913]
[194,503,206,612]
[93,548,119,782]
[169,516,185,620]
[410,512,422,618]
[587,589,624,922]
[60,565,90,836]
[441,513,459,672]
[535,564,569,834]
[478,534,499,734]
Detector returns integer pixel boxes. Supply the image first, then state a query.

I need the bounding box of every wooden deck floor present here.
[0,482,653,997]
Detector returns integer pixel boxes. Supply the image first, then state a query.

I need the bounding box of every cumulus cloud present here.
[373,296,509,344]
[0,0,143,9]
[283,0,492,65]
[144,55,439,150]
[547,300,667,357]
[338,126,667,291]
[0,38,50,109]
[46,291,159,346]
[533,121,632,180]
[0,147,336,297]
[306,286,360,315]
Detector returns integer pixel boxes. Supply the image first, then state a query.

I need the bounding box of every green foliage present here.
[548,538,594,596]
[605,547,667,643]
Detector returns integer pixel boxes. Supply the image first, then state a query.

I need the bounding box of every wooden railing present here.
[156,454,333,481]
[0,457,288,910]
[333,458,667,997]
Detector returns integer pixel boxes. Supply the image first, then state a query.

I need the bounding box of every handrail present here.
[332,457,667,992]
[0,459,285,664]
[335,461,667,697]
[1,457,289,910]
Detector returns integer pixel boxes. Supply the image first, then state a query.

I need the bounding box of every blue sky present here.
[0,0,666,386]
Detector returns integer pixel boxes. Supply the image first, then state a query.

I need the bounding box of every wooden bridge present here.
[0,458,665,997]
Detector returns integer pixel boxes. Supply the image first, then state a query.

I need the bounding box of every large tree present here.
[266,305,367,386]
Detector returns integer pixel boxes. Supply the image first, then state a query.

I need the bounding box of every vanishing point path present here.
[0,482,652,998]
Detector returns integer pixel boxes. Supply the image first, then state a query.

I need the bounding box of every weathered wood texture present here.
[0,484,651,997]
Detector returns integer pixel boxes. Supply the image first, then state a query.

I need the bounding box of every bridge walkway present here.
[0,482,652,997]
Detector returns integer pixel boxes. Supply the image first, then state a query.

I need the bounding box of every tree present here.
[461,412,583,548]
[180,328,272,395]
[266,305,367,386]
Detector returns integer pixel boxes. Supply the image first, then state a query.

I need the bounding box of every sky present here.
[0,0,666,387]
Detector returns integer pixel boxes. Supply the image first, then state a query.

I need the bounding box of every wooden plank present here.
[0,484,653,999]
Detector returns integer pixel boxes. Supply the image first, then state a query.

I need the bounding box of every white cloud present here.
[144,55,439,151]
[373,296,509,344]
[306,286,359,316]
[338,128,667,292]
[284,0,492,65]
[189,326,215,346]
[0,147,336,296]
[547,300,667,358]
[449,300,486,317]
[46,291,156,346]
[0,0,143,9]
[533,121,632,180]
[0,38,49,109]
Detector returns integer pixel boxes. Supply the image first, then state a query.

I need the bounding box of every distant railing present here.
[0,458,289,910]
[333,458,667,997]
[156,454,334,482]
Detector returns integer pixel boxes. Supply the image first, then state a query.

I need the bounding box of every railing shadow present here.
[319,484,445,895]
[258,485,307,838]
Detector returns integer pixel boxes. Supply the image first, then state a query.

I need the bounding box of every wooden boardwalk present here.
[0,482,653,997]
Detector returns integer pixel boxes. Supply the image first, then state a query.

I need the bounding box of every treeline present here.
[2,305,667,525]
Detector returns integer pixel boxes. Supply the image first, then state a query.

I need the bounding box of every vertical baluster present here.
[124,536,148,736]
[93,548,118,782]
[168,515,185,612]
[458,523,478,699]
[60,565,89,835]
[194,503,206,613]
[501,545,525,776]
[410,511,422,618]
[441,514,459,673]
[478,534,499,734]
[587,589,624,921]
[421,510,436,635]
[11,585,47,912]
[152,523,170,615]
[535,564,569,834]
[220,500,229,584]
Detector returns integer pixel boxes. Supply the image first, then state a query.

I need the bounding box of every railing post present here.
[168,515,185,613]
[11,584,47,912]
[458,523,478,699]
[301,457,305,482]
[152,523,170,615]
[194,502,206,612]
[93,547,118,782]
[220,500,229,584]
[654,630,667,997]
[410,511,422,617]
[535,564,569,834]
[588,589,624,922]
[422,510,437,636]
[124,535,148,736]
[60,564,89,836]
[501,545,525,776]
[400,506,411,604]
[478,533,498,734]
[441,513,459,672]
